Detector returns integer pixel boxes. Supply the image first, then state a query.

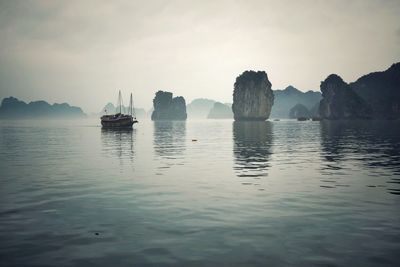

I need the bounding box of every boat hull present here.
[101,116,138,128]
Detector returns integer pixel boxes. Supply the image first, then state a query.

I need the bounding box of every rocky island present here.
[0,97,85,119]
[319,74,371,119]
[232,71,274,121]
[186,98,216,118]
[207,102,233,119]
[350,62,400,119]
[151,91,187,120]
[270,86,321,118]
[289,103,310,119]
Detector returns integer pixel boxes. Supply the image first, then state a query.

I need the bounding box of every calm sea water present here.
[0,119,399,267]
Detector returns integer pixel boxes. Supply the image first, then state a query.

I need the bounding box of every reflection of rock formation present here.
[319,74,371,119]
[101,128,135,160]
[233,121,273,178]
[153,121,186,158]
[151,91,187,120]
[289,103,310,119]
[320,120,400,194]
[232,71,274,121]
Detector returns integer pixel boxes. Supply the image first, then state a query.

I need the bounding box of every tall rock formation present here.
[350,62,400,119]
[151,91,187,120]
[232,71,274,121]
[319,74,371,119]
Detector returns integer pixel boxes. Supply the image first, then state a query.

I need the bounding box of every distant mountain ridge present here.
[207,102,233,119]
[186,98,216,118]
[270,86,322,118]
[0,97,85,118]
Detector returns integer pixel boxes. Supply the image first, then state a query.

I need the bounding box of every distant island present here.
[207,102,233,119]
[186,98,216,118]
[0,97,85,119]
[271,86,321,119]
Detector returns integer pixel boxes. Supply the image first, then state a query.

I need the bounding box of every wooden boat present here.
[101,91,138,128]
[297,117,309,121]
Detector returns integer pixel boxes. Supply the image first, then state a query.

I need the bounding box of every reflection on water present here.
[233,121,273,178]
[153,121,186,171]
[320,120,400,194]
[101,128,135,161]
[1,120,400,267]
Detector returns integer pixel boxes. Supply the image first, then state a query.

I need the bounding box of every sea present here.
[0,119,399,267]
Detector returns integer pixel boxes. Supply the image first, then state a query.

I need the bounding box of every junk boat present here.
[101,91,138,128]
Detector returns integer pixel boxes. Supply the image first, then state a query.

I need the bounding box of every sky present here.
[0,0,399,112]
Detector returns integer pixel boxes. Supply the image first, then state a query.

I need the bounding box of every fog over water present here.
[1,0,400,111]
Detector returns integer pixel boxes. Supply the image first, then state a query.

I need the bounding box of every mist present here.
[0,0,399,112]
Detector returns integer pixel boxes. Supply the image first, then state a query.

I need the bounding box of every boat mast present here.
[119,90,122,114]
[129,93,133,116]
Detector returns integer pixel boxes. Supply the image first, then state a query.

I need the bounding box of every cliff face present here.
[350,62,400,119]
[319,75,371,119]
[0,97,85,118]
[289,103,310,119]
[270,86,321,118]
[151,91,187,120]
[232,71,274,121]
[207,102,233,119]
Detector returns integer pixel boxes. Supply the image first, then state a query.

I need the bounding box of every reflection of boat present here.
[101,91,138,128]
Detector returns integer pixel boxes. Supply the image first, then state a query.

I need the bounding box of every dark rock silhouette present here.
[350,62,400,119]
[151,91,187,120]
[232,71,274,121]
[270,86,321,118]
[186,98,216,118]
[207,102,233,119]
[0,97,85,118]
[289,103,310,119]
[319,74,371,119]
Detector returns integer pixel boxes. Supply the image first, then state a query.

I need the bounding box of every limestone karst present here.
[232,71,274,121]
[319,74,371,119]
[151,91,187,120]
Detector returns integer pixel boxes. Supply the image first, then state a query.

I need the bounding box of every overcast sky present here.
[0,0,399,112]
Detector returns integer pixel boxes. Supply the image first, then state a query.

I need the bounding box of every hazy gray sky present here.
[0,0,399,112]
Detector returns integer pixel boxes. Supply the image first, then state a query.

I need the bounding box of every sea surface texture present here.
[0,119,399,267]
